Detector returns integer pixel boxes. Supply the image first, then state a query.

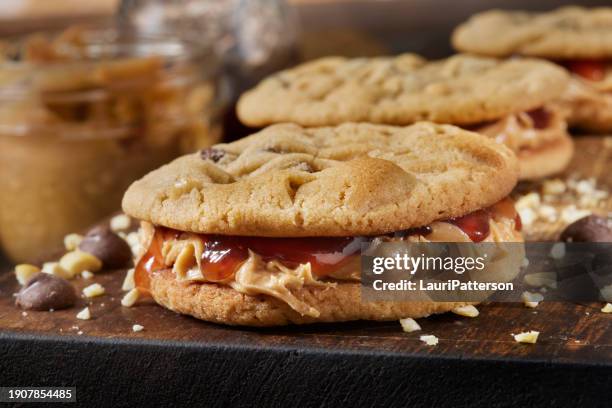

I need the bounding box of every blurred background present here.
[3,0,612,57]
[0,0,610,265]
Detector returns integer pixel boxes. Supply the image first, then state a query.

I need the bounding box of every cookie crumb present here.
[122,268,136,291]
[513,331,540,344]
[419,334,438,346]
[82,283,105,298]
[110,214,131,232]
[21,311,28,317]
[399,318,421,332]
[76,307,91,320]
[451,305,479,317]
[602,303,612,313]
[132,324,144,332]
[121,288,140,307]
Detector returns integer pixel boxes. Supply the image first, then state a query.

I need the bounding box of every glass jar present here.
[0,27,224,262]
[119,0,299,93]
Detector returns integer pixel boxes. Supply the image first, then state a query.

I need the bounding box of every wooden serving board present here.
[0,137,610,407]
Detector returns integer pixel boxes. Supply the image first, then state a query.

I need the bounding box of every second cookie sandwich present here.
[453,6,612,133]
[122,122,523,326]
[237,54,572,180]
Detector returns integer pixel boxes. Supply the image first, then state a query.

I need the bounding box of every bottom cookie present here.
[518,135,574,180]
[149,272,471,326]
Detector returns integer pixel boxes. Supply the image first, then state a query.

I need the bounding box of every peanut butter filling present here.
[474,104,568,152]
[149,212,522,318]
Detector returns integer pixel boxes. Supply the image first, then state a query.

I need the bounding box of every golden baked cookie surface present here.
[122,122,518,236]
[237,54,568,127]
[453,6,612,59]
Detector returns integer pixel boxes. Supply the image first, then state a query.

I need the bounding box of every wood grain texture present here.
[0,268,610,362]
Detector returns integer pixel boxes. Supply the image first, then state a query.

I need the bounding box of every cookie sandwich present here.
[453,6,612,133]
[122,122,523,326]
[237,54,572,180]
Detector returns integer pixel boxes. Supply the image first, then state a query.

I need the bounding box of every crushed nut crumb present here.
[399,318,421,332]
[59,250,102,278]
[42,262,71,280]
[451,305,479,317]
[122,268,135,291]
[14,264,40,285]
[132,324,144,332]
[64,233,84,251]
[513,331,540,344]
[76,307,91,320]
[524,272,557,289]
[419,334,438,346]
[121,288,139,307]
[521,291,544,308]
[110,214,131,232]
[549,243,566,259]
[82,283,105,298]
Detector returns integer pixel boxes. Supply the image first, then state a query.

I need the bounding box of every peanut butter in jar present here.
[0,27,224,262]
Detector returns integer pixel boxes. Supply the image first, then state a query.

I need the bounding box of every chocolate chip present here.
[200,148,225,162]
[16,273,77,311]
[560,215,612,243]
[79,228,132,269]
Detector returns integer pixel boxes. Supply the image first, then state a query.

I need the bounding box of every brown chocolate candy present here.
[79,227,132,269]
[200,147,225,162]
[560,215,612,243]
[16,273,77,311]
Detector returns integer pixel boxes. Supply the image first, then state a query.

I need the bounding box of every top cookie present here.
[237,54,568,127]
[453,6,612,59]
[122,122,518,236]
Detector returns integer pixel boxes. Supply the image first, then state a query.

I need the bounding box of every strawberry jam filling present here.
[135,198,521,292]
[465,106,552,132]
[562,60,607,82]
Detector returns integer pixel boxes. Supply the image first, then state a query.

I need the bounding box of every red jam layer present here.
[525,107,551,130]
[464,107,551,132]
[562,60,607,81]
[135,198,521,292]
